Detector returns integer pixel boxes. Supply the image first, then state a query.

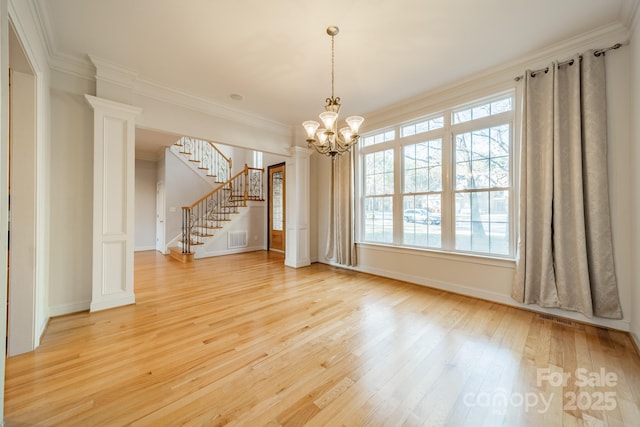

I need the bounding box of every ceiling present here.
[36,0,636,136]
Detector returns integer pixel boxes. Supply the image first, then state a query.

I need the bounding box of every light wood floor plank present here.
[5,250,640,426]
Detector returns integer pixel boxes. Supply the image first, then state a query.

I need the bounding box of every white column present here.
[85,95,141,311]
[285,146,313,268]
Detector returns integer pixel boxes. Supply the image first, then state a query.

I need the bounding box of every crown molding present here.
[50,52,95,81]
[89,54,137,88]
[364,22,631,131]
[8,0,50,75]
[29,0,54,61]
[63,56,293,137]
[85,94,142,116]
[133,76,292,136]
[24,0,93,80]
[627,0,640,36]
[618,0,640,32]
[29,0,292,136]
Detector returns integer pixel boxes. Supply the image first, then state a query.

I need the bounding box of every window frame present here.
[356,90,517,259]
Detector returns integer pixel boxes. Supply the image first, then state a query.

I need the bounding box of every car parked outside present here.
[403,208,441,225]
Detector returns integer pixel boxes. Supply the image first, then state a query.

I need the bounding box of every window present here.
[403,138,442,248]
[363,148,394,243]
[454,124,510,255]
[401,117,444,137]
[358,92,515,257]
[362,129,395,147]
[252,150,263,169]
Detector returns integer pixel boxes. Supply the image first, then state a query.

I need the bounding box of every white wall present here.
[135,159,157,251]
[315,27,634,331]
[8,69,37,355]
[0,0,9,419]
[217,142,249,175]
[630,14,640,346]
[195,204,266,258]
[48,70,95,316]
[606,45,633,328]
[263,153,288,170]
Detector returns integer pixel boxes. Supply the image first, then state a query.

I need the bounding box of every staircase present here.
[167,139,264,263]
[171,136,232,184]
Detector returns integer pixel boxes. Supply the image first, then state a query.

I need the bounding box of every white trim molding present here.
[85,95,142,312]
[285,146,314,268]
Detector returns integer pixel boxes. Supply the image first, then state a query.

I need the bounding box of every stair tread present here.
[192,232,214,237]
[179,239,204,246]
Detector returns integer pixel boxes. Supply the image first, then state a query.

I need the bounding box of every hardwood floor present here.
[5,250,640,426]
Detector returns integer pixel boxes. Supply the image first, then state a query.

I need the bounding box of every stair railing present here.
[181,164,264,253]
[175,136,232,183]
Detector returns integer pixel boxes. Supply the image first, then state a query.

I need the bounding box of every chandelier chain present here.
[331,34,335,100]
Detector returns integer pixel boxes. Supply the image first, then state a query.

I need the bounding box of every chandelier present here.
[302,26,364,157]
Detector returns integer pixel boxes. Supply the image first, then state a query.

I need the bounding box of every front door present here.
[268,163,285,252]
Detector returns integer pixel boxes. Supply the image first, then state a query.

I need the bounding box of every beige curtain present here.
[512,51,622,319]
[325,150,357,266]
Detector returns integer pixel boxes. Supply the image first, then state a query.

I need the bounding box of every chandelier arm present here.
[308,141,331,155]
[335,133,359,146]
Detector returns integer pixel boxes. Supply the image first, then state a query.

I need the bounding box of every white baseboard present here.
[325,261,631,332]
[285,259,312,268]
[194,245,266,259]
[49,301,91,317]
[135,245,156,252]
[631,331,640,353]
[90,294,136,312]
[37,315,49,346]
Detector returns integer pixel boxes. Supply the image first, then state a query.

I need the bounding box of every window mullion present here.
[393,128,403,244]
[441,116,454,251]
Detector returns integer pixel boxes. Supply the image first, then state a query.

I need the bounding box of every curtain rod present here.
[514,42,624,81]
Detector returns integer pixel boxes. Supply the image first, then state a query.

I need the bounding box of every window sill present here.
[356,241,516,269]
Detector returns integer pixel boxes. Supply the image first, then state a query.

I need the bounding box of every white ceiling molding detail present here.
[621,0,640,31]
[88,55,294,137]
[132,76,293,136]
[26,0,93,79]
[16,0,640,151]
[364,22,631,132]
[25,0,295,139]
[21,0,640,133]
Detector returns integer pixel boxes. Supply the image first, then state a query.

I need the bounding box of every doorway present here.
[268,163,285,252]
[7,22,38,355]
